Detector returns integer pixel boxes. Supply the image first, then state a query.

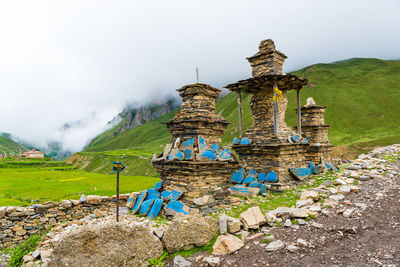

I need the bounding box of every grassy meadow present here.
[0,159,159,206]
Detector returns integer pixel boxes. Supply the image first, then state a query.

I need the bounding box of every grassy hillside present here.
[78,58,400,173]
[0,135,27,154]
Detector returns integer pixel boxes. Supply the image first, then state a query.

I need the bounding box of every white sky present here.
[0,0,399,152]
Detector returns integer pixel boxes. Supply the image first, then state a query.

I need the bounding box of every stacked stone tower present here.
[225,39,309,186]
[152,83,238,212]
[299,104,332,163]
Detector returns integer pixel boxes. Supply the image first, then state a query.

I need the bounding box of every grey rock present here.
[174,255,191,267]
[266,240,285,252]
[329,194,345,202]
[79,194,86,203]
[284,219,292,227]
[203,256,220,266]
[287,244,299,253]
[219,215,228,235]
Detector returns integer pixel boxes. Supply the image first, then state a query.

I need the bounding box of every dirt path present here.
[179,159,400,266]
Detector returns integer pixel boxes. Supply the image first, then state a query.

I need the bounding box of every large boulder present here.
[46,222,163,267]
[162,214,218,253]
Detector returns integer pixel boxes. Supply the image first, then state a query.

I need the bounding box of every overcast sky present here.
[0,0,399,152]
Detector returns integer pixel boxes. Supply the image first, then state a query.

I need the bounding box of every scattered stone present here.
[300,190,319,201]
[266,240,285,252]
[339,186,351,194]
[296,199,312,208]
[203,256,220,266]
[311,222,324,229]
[240,206,266,229]
[174,255,192,267]
[297,238,308,248]
[265,213,279,223]
[79,194,86,203]
[263,234,275,243]
[212,234,244,255]
[350,186,359,193]
[323,199,338,208]
[245,232,264,241]
[284,219,292,227]
[358,175,370,181]
[308,205,322,213]
[219,215,228,235]
[86,195,102,205]
[329,194,345,202]
[343,209,354,217]
[287,244,299,253]
[227,219,241,234]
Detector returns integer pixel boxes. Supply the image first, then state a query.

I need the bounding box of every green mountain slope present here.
[76,58,400,175]
[0,134,28,154]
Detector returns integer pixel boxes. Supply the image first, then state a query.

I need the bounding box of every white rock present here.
[266,240,285,252]
[240,206,266,229]
[343,209,354,217]
[308,205,322,213]
[297,238,308,248]
[284,219,292,227]
[212,234,244,255]
[311,222,323,229]
[296,199,312,208]
[300,190,319,201]
[287,244,299,253]
[203,256,220,266]
[339,186,351,194]
[329,194,345,202]
[174,255,191,267]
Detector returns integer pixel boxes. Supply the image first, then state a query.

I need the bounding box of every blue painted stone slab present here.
[249,182,266,194]
[231,170,244,184]
[173,150,184,160]
[314,165,324,175]
[132,190,147,215]
[146,188,160,200]
[232,137,239,144]
[183,148,194,160]
[257,172,266,182]
[289,168,311,181]
[181,139,195,160]
[242,175,256,185]
[148,198,163,220]
[198,136,207,154]
[308,161,316,174]
[139,199,155,216]
[211,143,221,154]
[291,135,300,143]
[126,192,137,209]
[266,171,278,183]
[170,190,183,201]
[160,190,172,200]
[230,185,260,197]
[217,148,233,161]
[181,138,194,150]
[247,168,257,177]
[197,149,217,161]
[327,162,339,172]
[240,138,251,145]
[164,200,188,216]
[154,182,162,191]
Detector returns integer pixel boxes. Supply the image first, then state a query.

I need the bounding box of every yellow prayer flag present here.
[273,84,283,103]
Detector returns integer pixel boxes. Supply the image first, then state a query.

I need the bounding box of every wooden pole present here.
[238,91,243,138]
[196,67,199,83]
[273,83,278,135]
[116,172,119,222]
[297,88,302,137]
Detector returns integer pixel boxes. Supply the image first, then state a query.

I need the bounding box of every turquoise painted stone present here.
[328,162,339,172]
[198,136,207,154]
[247,168,257,177]
[181,139,194,150]
[170,190,183,201]
[266,171,278,183]
[291,135,300,143]
[139,199,155,216]
[183,148,194,160]
[232,137,239,144]
[197,149,217,161]
[181,139,195,160]
[211,143,221,154]
[154,182,162,191]
[146,188,160,200]
[165,200,188,215]
[173,150,184,160]
[132,190,147,215]
[243,176,256,184]
[249,182,266,194]
[148,198,163,220]
[240,138,251,145]
[230,185,260,197]
[257,172,266,182]
[217,148,233,161]
[231,170,244,183]
[308,161,316,174]
[314,165,323,174]
[160,190,172,200]
[289,168,311,180]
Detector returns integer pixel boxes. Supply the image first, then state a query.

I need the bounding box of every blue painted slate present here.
[132,190,147,215]
[240,138,251,145]
[181,138,194,150]
[197,149,217,161]
[289,168,312,180]
[257,172,266,182]
[266,171,278,183]
[170,190,183,201]
[154,182,162,191]
[230,185,260,197]
[327,162,339,172]
[291,135,300,143]
[247,168,257,177]
[147,198,163,220]
[314,165,324,174]
[211,143,221,154]
[217,148,233,161]
[181,139,195,160]
[139,199,155,216]
[173,150,184,160]
[183,148,194,160]
[243,175,256,185]
[248,182,266,194]
[160,190,172,200]
[126,192,137,209]
[165,200,188,215]
[231,170,245,183]
[308,161,316,174]
[146,188,160,200]
[232,137,239,144]
[198,136,207,154]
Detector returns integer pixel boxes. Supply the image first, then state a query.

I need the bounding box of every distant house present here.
[22,149,44,159]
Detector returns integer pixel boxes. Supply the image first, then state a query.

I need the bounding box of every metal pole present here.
[273,83,278,135]
[297,88,302,137]
[238,92,243,138]
[196,67,199,83]
[116,172,119,222]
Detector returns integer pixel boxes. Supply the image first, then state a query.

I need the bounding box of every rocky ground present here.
[170,145,400,267]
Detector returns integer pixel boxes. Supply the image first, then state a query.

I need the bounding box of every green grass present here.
[77,58,400,176]
[0,160,159,206]
[0,135,27,154]
[6,234,41,267]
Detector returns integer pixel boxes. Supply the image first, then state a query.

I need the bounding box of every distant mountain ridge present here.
[0,133,28,154]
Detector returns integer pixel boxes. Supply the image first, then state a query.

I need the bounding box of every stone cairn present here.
[298,98,333,164]
[152,83,239,212]
[225,39,313,189]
